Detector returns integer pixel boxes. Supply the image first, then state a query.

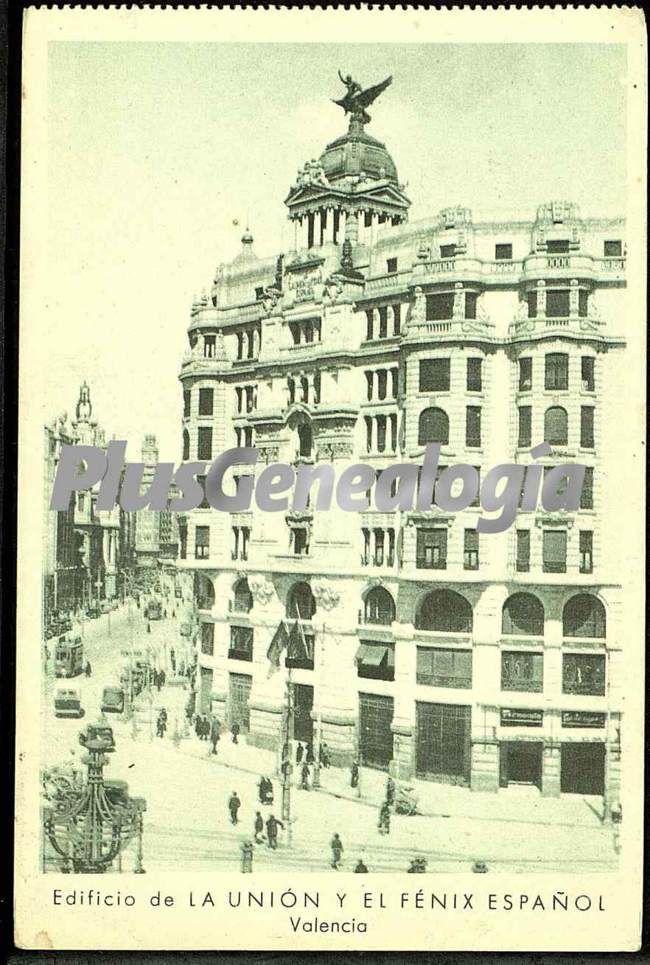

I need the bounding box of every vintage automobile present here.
[144,600,162,620]
[101,685,125,715]
[54,637,84,678]
[53,687,84,719]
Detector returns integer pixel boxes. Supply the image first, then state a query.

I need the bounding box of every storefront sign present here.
[561,711,606,728]
[500,708,543,727]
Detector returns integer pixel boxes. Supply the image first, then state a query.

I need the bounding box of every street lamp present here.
[42,725,146,873]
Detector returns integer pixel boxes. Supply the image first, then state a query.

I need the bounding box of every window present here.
[563,594,605,638]
[416,589,473,633]
[178,522,187,560]
[502,593,544,636]
[527,292,537,319]
[604,240,622,257]
[580,407,595,448]
[195,525,210,560]
[581,356,595,392]
[416,528,447,569]
[198,388,214,416]
[501,651,543,693]
[363,587,396,626]
[419,358,450,393]
[417,648,472,688]
[77,493,85,513]
[562,653,605,696]
[356,641,395,682]
[426,292,454,321]
[466,406,481,448]
[418,407,449,446]
[544,406,568,446]
[197,426,213,461]
[518,357,532,391]
[201,623,214,656]
[392,303,402,336]
[546,290,570,317]
[545,353,569,390]
[285,628,315,670]
[580,467,594,509]
[233,578,253,613]
[255,286,264,300]
[196,475,210,510]
[542,529,567,573]
[465,292,478,320]
[466,357,482,392]
[292,528,309,556]
[204,335,217,358]
[286,582,316,620]
[579,531,593,574]
[182,430,190,462]
[516,530,530,572]
[387,257,398,274]
[376,415,387,453]
[547,239,570,254]
[377,370,388,401]
[579,290,588,317]
[365,311,374,341]
[378,306,388,339]
[231,526,250,561]
[229,625,253,662]
[464,529,479,570]
[495,243,513,260]
[183,390,191,418]
[518,406,532,448]
[440,244,456,259]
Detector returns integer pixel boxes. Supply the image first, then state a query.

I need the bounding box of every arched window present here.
[418,407,449,446]
[182,429,190,462]
[363,586,396,626]
[415,589,473,633]
[298,424,313,458]
[286,581,316,620]
[563,594,606,638]
[502,592,544,636]
[544,406,568,446]
[233,577,253,613]
[195,574,215,611]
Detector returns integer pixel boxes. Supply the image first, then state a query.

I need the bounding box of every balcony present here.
[510,311,608,341]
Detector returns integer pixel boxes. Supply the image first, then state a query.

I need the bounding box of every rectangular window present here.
[229,625,253,662]
[464,529,479,570]
[501,651,544,693]
[378,306,389,339]
[518,406,532,448]
[392,303,402,335]
[183,390,191,418]
[465,292,478,320]
[581,356,595,392]
[198,388,214,416]
[365,310,374,341]
[466,406,481,448]
[377,370,388,401]
[546,290,571,317]
[542,529,567,573]
[578,289,588,317]
[581,407,595,448]
[562,653,605,696]
[516,530,530,572]
[545,353,569,390]
[580,467,594,509]
[255,286,264,300]
[518,357,533,391]
[416,648,472,688]
[547,239,570,253]
[495,243,513,260]
[376,416,387,453]
[426,292,454,321]
[201,623,215,656]
[178,522,187,560]
[387,257,398,274]
[197,426,213,461]
[293,528,309,556]
[526,292,537,319]
[416,528,447,569]
[466,357,482,392]
[419,358,450,392]
[604,240,622,257]
[579,531,593,574]
[195,525,210,560]
[440,244,456,259]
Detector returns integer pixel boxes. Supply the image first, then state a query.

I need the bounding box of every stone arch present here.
[415,589,473,633]
[232,577,253,613]
[286,580,316,620]
[502,592,544,636]
[362,585,396,626]
[563,593,606,638]
[418,407,449,446]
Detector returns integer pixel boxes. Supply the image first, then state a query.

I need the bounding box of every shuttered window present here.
[542,529,567,573]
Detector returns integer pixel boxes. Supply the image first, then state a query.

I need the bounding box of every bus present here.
[54,637,84,678]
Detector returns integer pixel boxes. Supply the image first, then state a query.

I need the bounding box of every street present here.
[42,604,618,875]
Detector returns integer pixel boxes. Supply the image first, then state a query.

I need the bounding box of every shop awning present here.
[355,642,389,667]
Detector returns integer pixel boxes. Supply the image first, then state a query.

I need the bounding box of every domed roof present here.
[319,124,398,185]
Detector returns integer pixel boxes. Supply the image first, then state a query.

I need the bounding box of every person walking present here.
[194,715,202,740]
[160,668,166,688]
[330,833,344,870]
[295,742,304,764]
[350,760,359,789]
[201,714,210,740]
[210,717,220,755]
[84,660,92,678]
[300,762,310,790]
[170,647,176,674]
[319,742,331,768]
[266,814,284,849]
[254,811,264,844]
[354,859,368,873]
[386,776,395,808]
[228,791,241,825]
[231,722,240,744]
[305,741,315,765]
[378,801,391,835]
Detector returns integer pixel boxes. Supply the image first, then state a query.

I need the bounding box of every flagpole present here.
[312,621,325,790]
[281,665,293,847]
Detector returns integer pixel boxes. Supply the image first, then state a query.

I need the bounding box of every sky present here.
[44,42,627,459]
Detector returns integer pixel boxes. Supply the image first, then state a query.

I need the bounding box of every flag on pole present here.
[267,619,291,675]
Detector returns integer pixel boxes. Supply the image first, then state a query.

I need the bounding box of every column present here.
[339,210,346,245]
[569,278,580,317]
[453,282,465,320]
[293,218,299,252]
[537,280,547,318]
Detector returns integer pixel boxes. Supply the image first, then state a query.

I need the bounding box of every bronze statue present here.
[333,71,393,126]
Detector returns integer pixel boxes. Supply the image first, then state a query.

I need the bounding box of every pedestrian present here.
[408,857,427,873]
[231,722,240,744]
[202,714,210,740]
[306,741,315,765]
[354,859,368,873]
[386,776,395,807]
[147,621,151,634]
[378,801,391,835]
[156,711,167,739]
[228,791,241,824]
[160,668,166,687]
[254,811,264,844]
[259,776,273,805]
[160,707,168,724]
[295,742,304,764]
[350,760,359,788]
[240,839,253,873]
[194,715,202,739]
[320,741,331,768]
[84,660,92,678]
[170,647,176,673]
[163,608,167,619]
[266,813,284,849]
[300,762,310,790]
[210,717,220,755]
[179,659,185,677]
[330,832,344,870]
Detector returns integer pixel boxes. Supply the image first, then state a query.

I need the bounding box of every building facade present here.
[176,87,627,803]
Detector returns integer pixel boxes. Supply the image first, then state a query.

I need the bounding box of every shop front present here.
[415,701,471,785]
[499,740,543,789]
[292,682,314,744]
[560,742,605,795]
[359,692,394,770]
[229,672,252,732]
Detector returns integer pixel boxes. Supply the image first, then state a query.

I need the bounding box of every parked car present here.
[101,685,125,715]
[53,686,84,719]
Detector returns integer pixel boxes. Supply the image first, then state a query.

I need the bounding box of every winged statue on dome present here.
[333,72,393,126]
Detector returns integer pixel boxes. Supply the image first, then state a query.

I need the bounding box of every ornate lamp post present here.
[42,724,146,874]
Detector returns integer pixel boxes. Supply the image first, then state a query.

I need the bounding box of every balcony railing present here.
[417,672,472,689]
[562,679,605,696]
[501,677,543,693]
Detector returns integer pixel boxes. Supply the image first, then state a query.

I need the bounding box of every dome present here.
[319,126,398,185]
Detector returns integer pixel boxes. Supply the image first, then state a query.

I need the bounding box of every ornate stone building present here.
[176,80,626,803]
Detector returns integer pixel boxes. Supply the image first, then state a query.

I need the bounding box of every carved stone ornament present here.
[248,576,275,606]
[262,286,281,316]
[410,286,426,325]
[258,445,281,463]
[313,582,341,611]
[323,276,344,305]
